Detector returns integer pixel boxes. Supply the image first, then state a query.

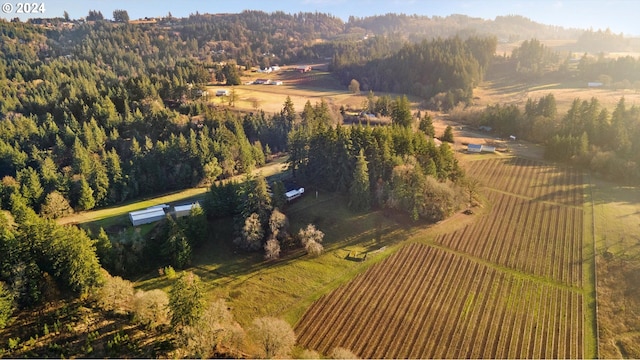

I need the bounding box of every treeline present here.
[574,28,636,53]
[332,36,496,109]
[577,55,640,87]
[500,36,640,88]
[465,94,640,182]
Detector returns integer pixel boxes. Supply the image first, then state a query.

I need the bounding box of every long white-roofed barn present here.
[129,205,169,226]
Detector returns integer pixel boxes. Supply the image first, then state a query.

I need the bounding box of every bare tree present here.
[299,224,325,256]
[182,299,245,358]
[269,208,288,238]
[348,79,360,94]
[305,240,324,257]
[250,317,296,358]
[235,213,264,251]
[463,177,481,207]
[95,270,134,314]
[264,238,281,260]
[298,224,324,246]
[133,289,170,329]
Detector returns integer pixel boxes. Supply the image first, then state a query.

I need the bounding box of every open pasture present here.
[295,157,591,358]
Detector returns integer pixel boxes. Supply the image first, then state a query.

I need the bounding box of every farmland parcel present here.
[296,157,591,358]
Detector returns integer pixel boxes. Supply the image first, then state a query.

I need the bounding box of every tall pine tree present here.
[349,150,371,211]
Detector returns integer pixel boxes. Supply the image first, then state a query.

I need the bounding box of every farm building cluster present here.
[467,143,496,153]
[128,202,200,226]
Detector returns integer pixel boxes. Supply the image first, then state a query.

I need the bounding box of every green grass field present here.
[57,156,288,233]
[134,192,418,327]
[589,176,640,358]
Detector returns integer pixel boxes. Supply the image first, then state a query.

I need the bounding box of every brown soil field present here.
[295,157,589,358]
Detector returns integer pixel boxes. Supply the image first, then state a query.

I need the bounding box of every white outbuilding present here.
[285,188,305,201]
[174,202,201,218]
[129,205,169,226]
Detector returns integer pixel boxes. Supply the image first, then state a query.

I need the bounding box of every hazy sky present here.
[2,0,639,36]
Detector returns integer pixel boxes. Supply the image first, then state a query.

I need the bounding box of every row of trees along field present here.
[461,94,640,182]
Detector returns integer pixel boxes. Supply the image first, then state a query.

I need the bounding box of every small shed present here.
[129,205,168,226]
[216,89,230,96]
[285,188,305,201]
[174,202,201,218]
[468,144,483,153]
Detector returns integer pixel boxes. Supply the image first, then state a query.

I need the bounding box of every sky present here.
[2,0,639,36]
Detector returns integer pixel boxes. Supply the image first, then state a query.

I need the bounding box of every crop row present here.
[465,157,584,207]
[438,190,583,286]
[295,243,583,358]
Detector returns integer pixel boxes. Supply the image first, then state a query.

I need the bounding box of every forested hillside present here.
[331,36,496,107]
[346,14,582,42]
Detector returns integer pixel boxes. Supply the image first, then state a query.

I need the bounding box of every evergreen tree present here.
[349,150,371,211]
[441,125,454,143]
[0,282,14,329]
[271,181,287,210]
[17,167,44,211]
[77,177,96,211]
[391,95,412,127]
[169,272,205,328]
[112,9,130,23]
[419,114,436,138]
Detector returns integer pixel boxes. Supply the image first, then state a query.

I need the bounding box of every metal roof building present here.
[129,205,168,226]
[174,202,201,218]
[285,188,305,201]
[468,144,483,153]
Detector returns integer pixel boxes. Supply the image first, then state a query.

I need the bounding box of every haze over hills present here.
[3,0,639,36]
[21,10,640,54]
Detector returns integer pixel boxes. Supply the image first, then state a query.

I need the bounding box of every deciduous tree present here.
[250,317,296,358]
[133,289,169,329]
[348,79,360,94]
[264,238,281,260]
[40,191,73,219]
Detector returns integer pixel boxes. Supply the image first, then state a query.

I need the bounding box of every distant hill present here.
[345,14,584,42]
